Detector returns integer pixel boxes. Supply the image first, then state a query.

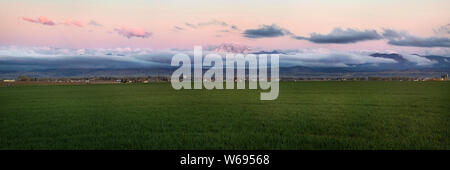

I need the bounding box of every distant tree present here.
[17,75,32,81]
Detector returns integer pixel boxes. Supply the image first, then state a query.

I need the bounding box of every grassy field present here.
[0,81,448,149]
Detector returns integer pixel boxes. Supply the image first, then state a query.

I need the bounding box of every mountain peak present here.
[213,43,252,54]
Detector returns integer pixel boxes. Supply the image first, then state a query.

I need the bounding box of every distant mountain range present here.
[0,52,448,79]
[251,50,287,55]
[369,53,450,70]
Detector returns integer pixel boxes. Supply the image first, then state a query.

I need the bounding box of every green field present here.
[0,81,449,149]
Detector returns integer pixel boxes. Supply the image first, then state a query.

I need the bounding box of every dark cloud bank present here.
[293,28,382,44]
[243,24,450,47]
[243,24,292,38]
[382,29,450,48]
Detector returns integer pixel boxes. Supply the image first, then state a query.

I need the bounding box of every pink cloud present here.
[114,26,152,39]
[22,16,55,26]
[63,19,84,27]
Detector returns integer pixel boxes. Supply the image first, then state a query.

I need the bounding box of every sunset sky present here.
[0,0,449,71]
[0,0,448,52]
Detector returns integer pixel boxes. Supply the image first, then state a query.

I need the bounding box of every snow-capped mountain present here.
[213,43,252,54]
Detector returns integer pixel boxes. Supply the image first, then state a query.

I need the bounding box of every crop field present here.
[0,81,448,149]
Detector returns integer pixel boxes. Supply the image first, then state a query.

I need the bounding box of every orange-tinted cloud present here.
[22,16,55,26]
[63,19,84,27]
[114,26,152,39]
